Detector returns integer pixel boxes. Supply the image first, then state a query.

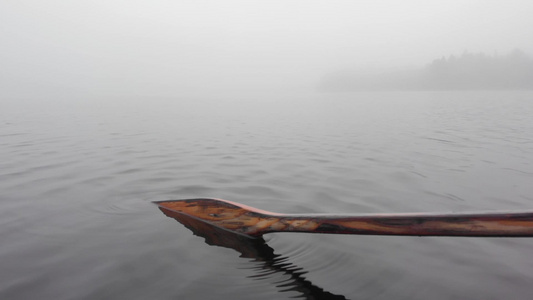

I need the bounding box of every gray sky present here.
[2,1,533,98]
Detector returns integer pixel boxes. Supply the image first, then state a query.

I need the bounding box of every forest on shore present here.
[320,49,533,91]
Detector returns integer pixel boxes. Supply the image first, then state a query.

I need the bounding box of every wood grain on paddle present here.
[154,198,533,237]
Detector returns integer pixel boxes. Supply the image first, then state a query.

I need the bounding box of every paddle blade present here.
[157,205,273,258]
[153,198,280,237]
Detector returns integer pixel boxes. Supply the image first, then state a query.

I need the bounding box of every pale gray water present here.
[1,91,533,299]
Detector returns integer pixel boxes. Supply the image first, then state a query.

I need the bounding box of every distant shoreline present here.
[319,50,533,91]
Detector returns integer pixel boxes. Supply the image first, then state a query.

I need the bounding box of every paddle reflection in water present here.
[157,206,348,300]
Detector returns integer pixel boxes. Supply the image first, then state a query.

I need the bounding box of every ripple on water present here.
[224,233,355,297]
[3,93,533,300]
[83,198,148,216]
[170,185,218,196]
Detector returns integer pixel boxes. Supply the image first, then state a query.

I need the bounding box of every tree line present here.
[320,49,533,91]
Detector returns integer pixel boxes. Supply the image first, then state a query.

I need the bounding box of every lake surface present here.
[2,91,533,299]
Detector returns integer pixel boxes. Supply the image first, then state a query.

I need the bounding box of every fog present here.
[2,1,533,99]
[321,49,533,91]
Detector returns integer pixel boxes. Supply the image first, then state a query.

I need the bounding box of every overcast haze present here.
[2,1,533,98]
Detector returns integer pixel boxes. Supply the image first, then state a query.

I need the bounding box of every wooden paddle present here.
[156,200,348,299]
[153,198,533,238]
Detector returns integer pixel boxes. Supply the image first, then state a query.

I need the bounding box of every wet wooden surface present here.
[154,198,533,237]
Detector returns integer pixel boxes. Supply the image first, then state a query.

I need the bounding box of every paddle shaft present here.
[262,212,533,237]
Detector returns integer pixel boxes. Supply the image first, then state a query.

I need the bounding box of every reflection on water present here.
[158,206,347,299]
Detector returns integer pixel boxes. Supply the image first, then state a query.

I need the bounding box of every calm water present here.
[2,91,533,299]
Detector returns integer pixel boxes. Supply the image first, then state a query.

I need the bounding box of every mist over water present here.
[2,1,533,300]
[2,1,533,99]
[321,50,533,91]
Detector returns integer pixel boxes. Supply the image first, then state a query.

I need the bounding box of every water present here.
[1,91,533,299]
